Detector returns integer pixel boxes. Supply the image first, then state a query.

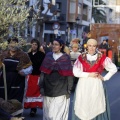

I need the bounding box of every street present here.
[23,71,120,120]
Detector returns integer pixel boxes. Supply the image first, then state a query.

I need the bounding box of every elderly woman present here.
[72,39,117,120]
[0,38,32,103]
[39,38,73,120]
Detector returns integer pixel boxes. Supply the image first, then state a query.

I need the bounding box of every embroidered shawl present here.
[40,52,73,76]
[78,52,106,74]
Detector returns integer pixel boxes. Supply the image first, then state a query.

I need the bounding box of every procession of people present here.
[0,37,118,120]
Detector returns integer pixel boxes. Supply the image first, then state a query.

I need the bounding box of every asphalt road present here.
[23,71,120,120]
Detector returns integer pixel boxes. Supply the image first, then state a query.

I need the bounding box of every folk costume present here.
[40,52,73,120]
[24,51,45,109]
[72,51,117,120]
[0,49,32,103]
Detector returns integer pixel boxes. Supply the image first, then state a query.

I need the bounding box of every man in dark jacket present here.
[99,39,109,50]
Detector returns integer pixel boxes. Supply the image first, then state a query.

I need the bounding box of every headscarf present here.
[54,38,65,46]
[87,39,97,46]
[53,38,65,53]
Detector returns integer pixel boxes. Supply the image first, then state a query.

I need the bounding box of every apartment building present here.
[25,0,92,44]
[108,0,120,24]
[44,0,68,43]
[26,0,68,43]
[67,0,92,43]
[93,0,120,24]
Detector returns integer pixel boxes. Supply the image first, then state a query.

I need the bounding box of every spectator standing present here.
[99,39,109,50]
[40,42,52,54]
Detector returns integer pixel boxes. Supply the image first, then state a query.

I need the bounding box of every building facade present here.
[66,0,92,44]
[44,0,68,44]
[25,0,92,44]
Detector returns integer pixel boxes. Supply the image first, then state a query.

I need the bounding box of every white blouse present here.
[73,53,117,81]
[53,52,63,61]
[73,53,117,120]
[70,51,81,60]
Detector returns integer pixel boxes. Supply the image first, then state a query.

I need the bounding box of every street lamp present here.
[66,23,70,45]
[75,17,80,37]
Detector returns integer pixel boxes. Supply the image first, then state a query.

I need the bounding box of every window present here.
[56,2,61,9]
[70,2,76,14]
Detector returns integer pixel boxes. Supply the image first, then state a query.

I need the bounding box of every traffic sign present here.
[52,22,60,30]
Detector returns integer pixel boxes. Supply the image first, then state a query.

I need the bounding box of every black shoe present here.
[30,108,37,117]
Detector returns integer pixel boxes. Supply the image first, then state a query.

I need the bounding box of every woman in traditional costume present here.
[0,38,32,104]
[39,38,73,120]
[72,39,117,120]
[24,39,45,117]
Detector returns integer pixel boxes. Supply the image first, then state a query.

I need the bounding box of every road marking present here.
[110,97,120,107]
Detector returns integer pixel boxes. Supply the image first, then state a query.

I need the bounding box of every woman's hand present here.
[97,74,104,80]
[88,72,99,78]
[88,72,104,80]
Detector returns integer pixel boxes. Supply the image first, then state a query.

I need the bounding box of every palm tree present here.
[92,0,107,23]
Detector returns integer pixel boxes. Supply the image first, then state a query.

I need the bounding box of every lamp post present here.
[75,17,80,37]
[66,23,70,45]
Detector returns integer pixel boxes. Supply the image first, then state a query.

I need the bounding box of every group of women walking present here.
[0,37,117,120]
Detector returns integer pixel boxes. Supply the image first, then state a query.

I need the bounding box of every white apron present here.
[74,77,106,120]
